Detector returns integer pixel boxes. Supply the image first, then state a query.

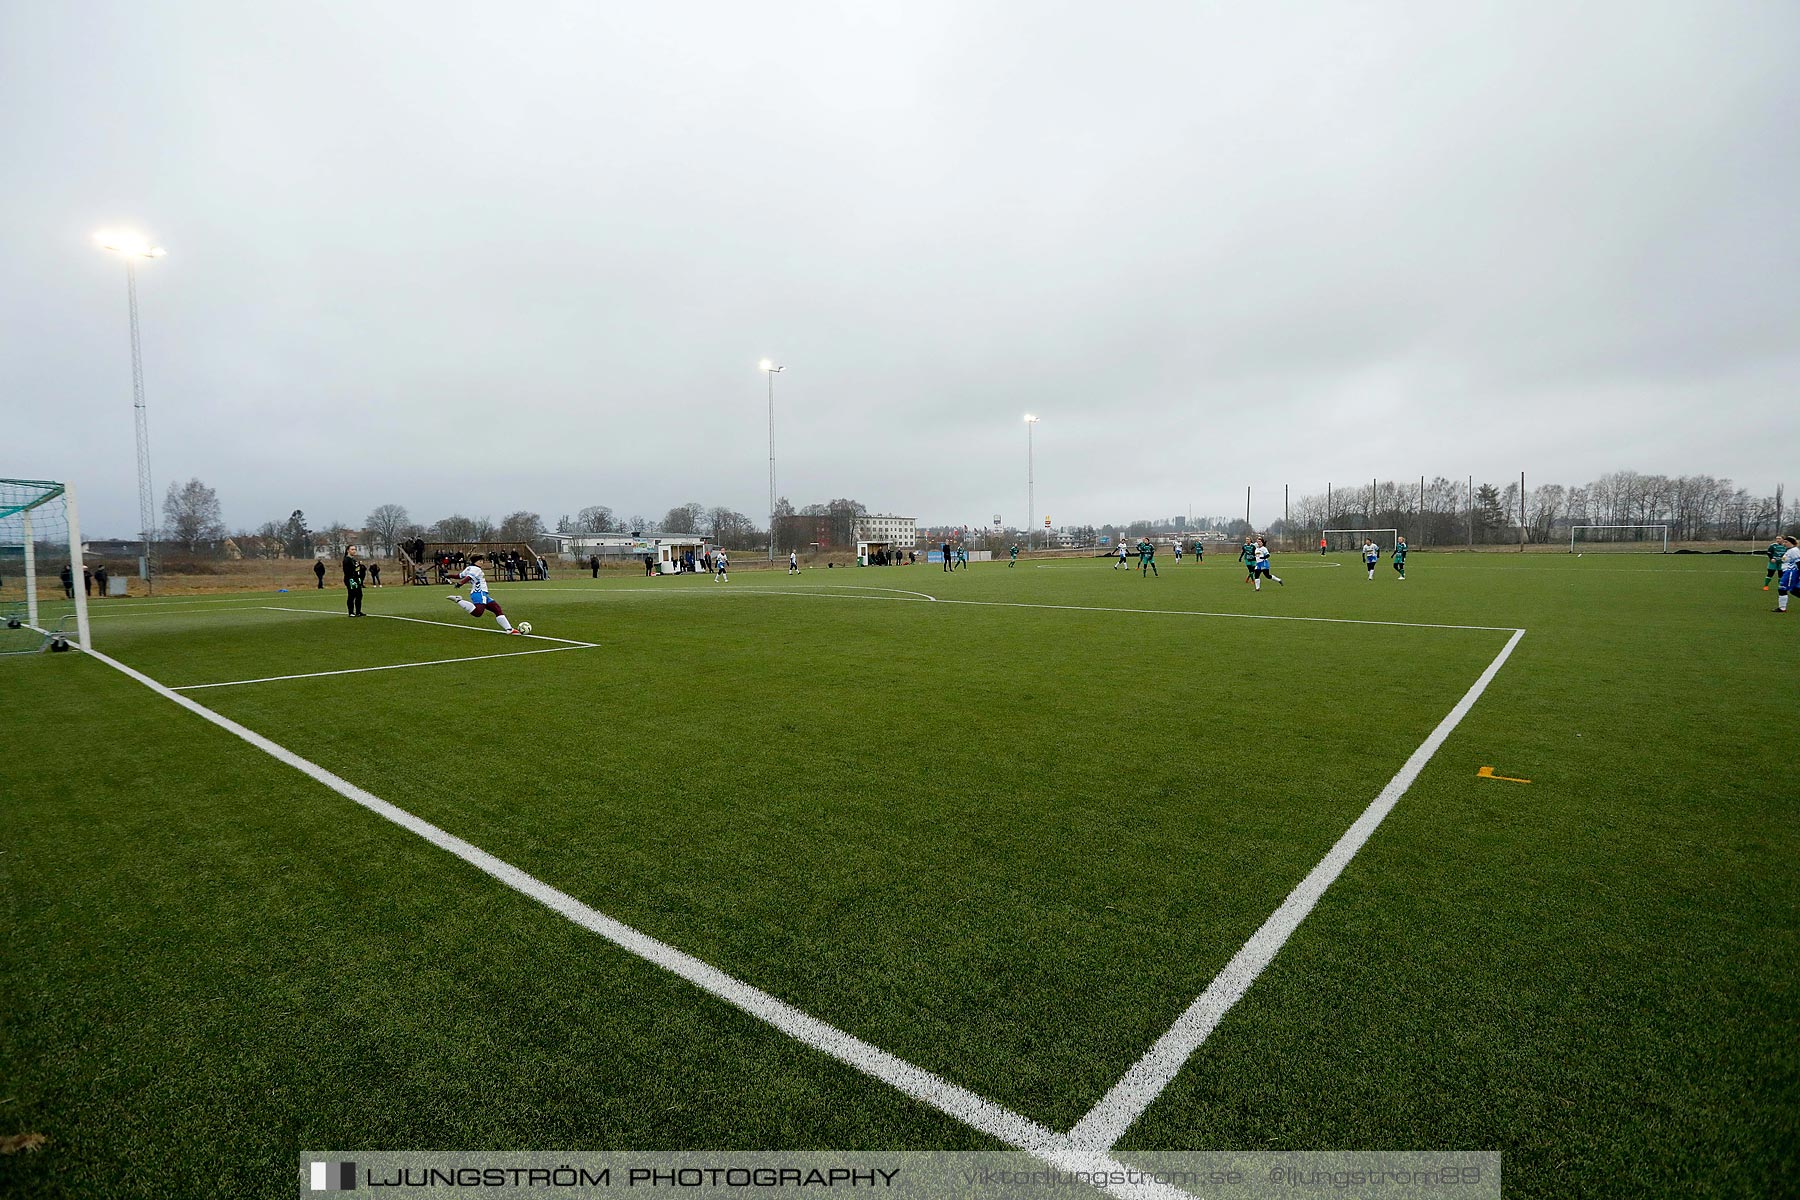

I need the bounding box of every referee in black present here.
[342,545,365,617]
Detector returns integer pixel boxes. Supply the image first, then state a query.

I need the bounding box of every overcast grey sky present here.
[3,0,1795,536]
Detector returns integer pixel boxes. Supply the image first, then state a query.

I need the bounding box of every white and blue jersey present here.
[1781,546,1800,591]
[457,564,490,604]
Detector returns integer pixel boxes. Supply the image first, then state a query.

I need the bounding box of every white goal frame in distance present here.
[1569,524,1669,554]
[1323,527,1400,550]
[3,478,91,651]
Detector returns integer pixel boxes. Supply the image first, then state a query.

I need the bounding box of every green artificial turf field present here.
[3,552,1794,1197]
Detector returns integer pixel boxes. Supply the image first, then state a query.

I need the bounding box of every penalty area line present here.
[170,645,590,691]
[261,607,597,648]
[68,643,1073,1164]
[1066,626,1527,1151]
[704,589,1516,634]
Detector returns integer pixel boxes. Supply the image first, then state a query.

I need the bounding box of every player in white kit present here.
[1252,537,1283,591]
[715,549,729,582]
[447,555,523,633]
[1363,539,1380,580]
[788,550,799,575]
[1775,536,1800,613]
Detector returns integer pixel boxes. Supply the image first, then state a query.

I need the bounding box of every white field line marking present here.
[262,607,598,648]
[1067,626,1527,1151]
[81,600,300,619]
[703,588,1515,634]
[170,645,591,691]
[815,584,939,602]
[1035,561,1343,570]
[71,643,1066,1156]
[84,591,301,608]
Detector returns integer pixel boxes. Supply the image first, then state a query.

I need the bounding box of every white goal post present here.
[1569,525,1669,553]
[1322,528,1400,551]
[1,478,91,653]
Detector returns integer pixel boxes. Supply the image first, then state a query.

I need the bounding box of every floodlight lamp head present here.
[759,359,784,373]
[95,231,166,259]
[1024,414,1038,423]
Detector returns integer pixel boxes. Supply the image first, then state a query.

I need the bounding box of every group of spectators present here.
[57,563,112,598]
[643,549,721,576]
[421,548,545,585]
[866,547,912,566]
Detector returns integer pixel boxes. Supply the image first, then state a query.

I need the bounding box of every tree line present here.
[1109,473,1782,547]
[1272,472,1785,545]
[152,481,777,558]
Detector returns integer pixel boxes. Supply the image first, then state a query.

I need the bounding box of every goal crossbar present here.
[1569,525,1669,553]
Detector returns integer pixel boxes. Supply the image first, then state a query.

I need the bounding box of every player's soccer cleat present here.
[1763,585,1770,591]
[507,627,525,634]
[447,594,460,603]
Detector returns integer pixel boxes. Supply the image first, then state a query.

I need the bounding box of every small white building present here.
[855,515,917,547]
[544,532,711,574]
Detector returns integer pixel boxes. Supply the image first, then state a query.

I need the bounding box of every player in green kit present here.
[1392,537,1408,579]
[1239,537,1256,583]
[1765,539,1787,590]
[1193,538,1204,563]
[1009,543,1020,567]
[1139,538,1158,576]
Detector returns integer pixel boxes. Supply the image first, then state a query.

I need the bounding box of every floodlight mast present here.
[761,359,785,563]
[96,232,167,594]
[1024,415,1039,549]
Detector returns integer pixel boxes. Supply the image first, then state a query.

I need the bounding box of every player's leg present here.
[449,593,478,615]
[478,598,516,631]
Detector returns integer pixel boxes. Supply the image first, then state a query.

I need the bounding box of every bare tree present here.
[364,504,410,554]
[575,505,616,533]
[432,514,495,542]
[498,510,543,542]
[252,520,287,559]
[163,478,226,550]
[707,507,756,547]
[662,502,705,533]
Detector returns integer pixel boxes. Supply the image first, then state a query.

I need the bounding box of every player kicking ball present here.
[447,554,526,634]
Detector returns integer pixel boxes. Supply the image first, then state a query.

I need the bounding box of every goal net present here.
[1569,525,1669,554]
[1321,528,1399,552]
[0,479,92,655]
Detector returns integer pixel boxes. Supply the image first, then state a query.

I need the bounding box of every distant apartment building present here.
[855,515,918,547]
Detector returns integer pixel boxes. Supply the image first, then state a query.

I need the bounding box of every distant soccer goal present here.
[1322,528,1400,552]
[1569,525,1669,554]
[0,478,91,654]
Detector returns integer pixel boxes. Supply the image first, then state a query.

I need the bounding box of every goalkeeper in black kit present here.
[342,546,366,617]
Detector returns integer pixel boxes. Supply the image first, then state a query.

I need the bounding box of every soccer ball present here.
[518,622,533,635]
